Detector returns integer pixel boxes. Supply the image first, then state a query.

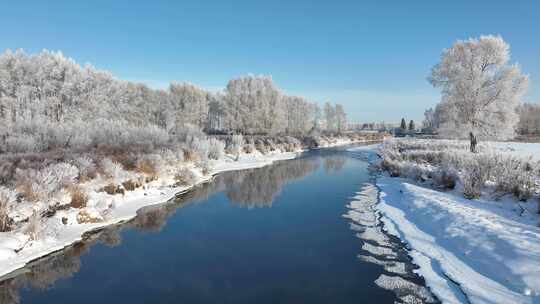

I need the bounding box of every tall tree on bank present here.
[324,102,336,132]
[422,108,435,133]
[400,118,407,131]
[408,120,415,132]
[335,104,347,134]
[517,103,540,135]
[429,35,528,152]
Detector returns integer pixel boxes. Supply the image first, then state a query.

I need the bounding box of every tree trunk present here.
[469,131,477,153]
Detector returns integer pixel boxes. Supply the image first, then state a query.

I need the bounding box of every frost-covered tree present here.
[283,95,318,135]
[422,108,435,132]
[429,35,528,151]
[207,93,226,132]
[311,103,322,132]
[324,102,336,132]
[408,120,415,132]
[335,104,347,134]
[168,82,209,130]
[517,103,540,135]
[224,75,284,134]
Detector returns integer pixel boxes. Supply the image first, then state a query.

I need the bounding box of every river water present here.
[0,146,436,303]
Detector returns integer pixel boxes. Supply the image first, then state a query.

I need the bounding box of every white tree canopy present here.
[429,35,528,141]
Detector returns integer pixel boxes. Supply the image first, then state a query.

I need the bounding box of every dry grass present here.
[183,150,198,162]
[102,183,121,195]
[16,181,40,202]
[136,159,158,177]
[0,189,15,232]
[76,209,102,224]
[122,179,142,191]
[68,185,88,209]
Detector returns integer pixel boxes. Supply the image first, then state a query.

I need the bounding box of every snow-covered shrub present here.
[456,157,488,199]
[283,136,302,152]
[230,135,243,160]
[208,138,225,160]
[378,139,540,200]
[380,158,401,177]
[160,148,184,166]
[73,156,97,182]
[199,159,211,175]
[24,211,42,240]
[0,187,17,231]
[243,141,255,154]
[173,124,205,143]
[491,155,540,201]
[184,135,209,163]
[15,162,79,202]
[100,158,129,183]
[255,138,269,154]
[90,120,169,149]
[432,160,458,189]
[425,150,491,199]
[48,163,79,187]
[0,160,15,185]
[4,133,42,153]
[76,208,103,224]
[174,167,197,186]
[400,161,432,181]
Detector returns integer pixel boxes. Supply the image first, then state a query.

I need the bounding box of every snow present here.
[375,274,436,303]
[0,139,363,279]
[348,144,540,304]
[488,141,540,161]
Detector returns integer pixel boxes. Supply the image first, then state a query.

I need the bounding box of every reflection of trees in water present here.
[167,156,319,209]
[0,156,321,300]
[324,155,346,173]
[0,242,88,304]
[0,279,20,304]
[223,157,319,208]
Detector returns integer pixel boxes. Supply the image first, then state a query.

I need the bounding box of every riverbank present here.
[349,143,540,304]
[0,137,373,279]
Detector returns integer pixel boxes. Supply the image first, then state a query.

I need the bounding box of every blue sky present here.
[1,0,539,122]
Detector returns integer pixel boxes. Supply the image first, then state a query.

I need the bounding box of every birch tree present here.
[324,102,336,132]
[517,103,540,135]
[429,35,528,152]
[335,104,347,134]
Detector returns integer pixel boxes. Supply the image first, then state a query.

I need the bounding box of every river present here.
[0,146,436,303]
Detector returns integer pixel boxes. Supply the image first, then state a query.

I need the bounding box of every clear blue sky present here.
[1,0,539,123]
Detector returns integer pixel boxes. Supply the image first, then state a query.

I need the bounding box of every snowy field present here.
[489,141,540,161]
[349,142,540,304]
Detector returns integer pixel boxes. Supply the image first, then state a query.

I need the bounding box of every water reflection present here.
[0,242,88,304]
[324,155,346,173]
[175,156,320,209]
[343,183,438,303]
[0,155,324,302]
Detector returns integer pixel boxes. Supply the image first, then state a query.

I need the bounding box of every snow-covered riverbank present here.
[349,144,540,304]
[0,138,367,280]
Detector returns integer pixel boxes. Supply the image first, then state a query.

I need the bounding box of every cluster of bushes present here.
[0,128,375,240]
[379,139,540,201]
[0,133,235,235]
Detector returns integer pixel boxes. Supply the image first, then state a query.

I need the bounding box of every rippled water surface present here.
[0,147,435,303]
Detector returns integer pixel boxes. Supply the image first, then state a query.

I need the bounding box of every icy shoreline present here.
[349,144,540,304]
[0,139,368,280]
